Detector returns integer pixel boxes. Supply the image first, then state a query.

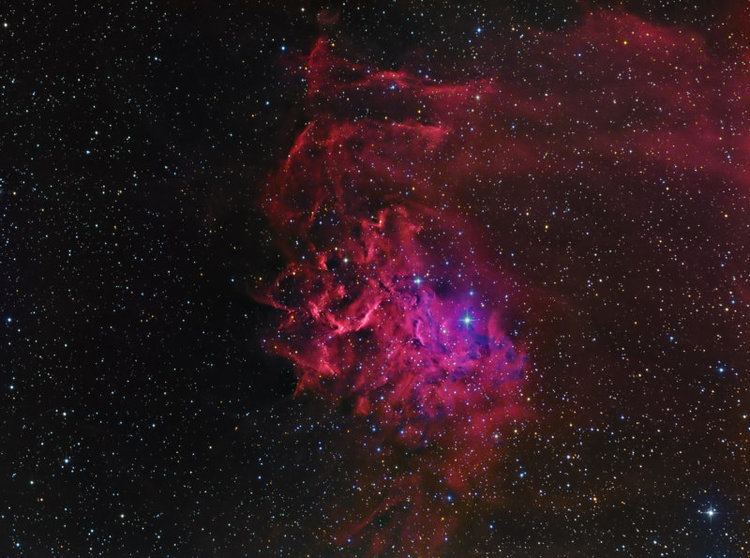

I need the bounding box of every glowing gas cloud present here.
[259,9,750,555]
[259,33,529,554]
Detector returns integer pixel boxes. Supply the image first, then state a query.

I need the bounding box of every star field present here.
[2,1,750,557]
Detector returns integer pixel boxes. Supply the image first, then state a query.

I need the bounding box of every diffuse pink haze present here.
[260,10,750,554]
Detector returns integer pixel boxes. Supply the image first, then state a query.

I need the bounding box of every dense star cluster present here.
[3,1,750,557]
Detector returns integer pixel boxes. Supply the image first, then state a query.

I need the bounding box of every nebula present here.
[258,33,531,554]
[258,9,750,555]
[259,37,529,554]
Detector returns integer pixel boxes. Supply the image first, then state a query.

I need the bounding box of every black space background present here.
[1,1,745,557]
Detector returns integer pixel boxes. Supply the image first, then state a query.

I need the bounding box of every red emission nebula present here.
[258,9,750,556]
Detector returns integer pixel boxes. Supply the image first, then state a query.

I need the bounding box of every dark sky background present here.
[3,1,749,557]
